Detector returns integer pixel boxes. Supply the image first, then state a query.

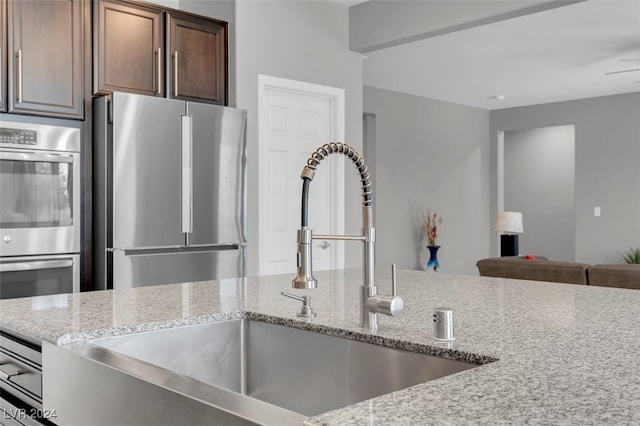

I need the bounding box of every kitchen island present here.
[1,269,639,425]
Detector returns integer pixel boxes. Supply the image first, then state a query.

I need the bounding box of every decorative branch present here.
[419,204,443,247]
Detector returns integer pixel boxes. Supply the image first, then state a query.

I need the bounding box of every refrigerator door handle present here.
[181,114,193,234]
[113,244,240,256]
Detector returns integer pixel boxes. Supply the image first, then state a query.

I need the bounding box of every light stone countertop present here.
[1,268,639,425]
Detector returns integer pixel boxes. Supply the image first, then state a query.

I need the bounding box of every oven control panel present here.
[0,128,37,145]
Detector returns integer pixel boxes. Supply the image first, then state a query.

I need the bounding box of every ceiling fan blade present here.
[604,68,640,75]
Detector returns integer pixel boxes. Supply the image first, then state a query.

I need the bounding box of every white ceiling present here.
[362,0,640,110]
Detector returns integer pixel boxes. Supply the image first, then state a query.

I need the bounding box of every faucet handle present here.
[365,294,404,317]
[281,292,317,318]
[364,264,404,318]
[391,263,397,297]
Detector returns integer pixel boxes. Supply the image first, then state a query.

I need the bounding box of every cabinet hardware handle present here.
[157,47,162,95]
[180,114,193,233]
[17,49,23,103]
[0,362,27,380]
[174,50,179,97]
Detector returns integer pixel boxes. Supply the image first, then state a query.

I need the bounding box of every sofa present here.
[587,264,640,289]
[476,256,640,289]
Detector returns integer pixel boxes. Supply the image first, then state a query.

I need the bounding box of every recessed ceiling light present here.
[490,95,506,101]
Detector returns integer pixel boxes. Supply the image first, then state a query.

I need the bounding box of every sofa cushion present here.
[476,257,589,285]
[587,264,640,289]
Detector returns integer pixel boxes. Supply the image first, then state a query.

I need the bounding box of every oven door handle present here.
[0,361,27,380]
[0,259,74,273]
[0,152,74,163]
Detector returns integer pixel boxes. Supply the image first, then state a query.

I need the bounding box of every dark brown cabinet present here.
[94,0,228,105]
[6,0,84,118]
[167,12,227,105]
[94,0,163,97]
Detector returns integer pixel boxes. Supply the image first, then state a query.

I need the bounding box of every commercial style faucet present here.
[292,142,403,330]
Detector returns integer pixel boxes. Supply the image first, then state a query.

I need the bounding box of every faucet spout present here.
[292,142,403,329]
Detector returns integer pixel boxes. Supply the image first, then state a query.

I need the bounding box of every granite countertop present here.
[1,268,639,425]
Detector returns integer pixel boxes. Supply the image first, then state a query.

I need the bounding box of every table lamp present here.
[496,211,523,257]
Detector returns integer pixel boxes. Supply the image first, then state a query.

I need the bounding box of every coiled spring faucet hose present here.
[299,142,373,228]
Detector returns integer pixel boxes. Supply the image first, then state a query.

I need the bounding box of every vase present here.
[426,245,441,272]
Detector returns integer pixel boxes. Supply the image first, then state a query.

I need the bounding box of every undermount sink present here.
[44,318,483,425]
[90,319,478,417]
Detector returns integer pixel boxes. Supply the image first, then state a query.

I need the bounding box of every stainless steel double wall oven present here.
[0,117,81,299]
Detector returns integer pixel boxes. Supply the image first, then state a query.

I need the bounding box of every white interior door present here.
[259,75,345,276]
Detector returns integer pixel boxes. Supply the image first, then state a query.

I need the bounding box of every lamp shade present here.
[495,211,523,234]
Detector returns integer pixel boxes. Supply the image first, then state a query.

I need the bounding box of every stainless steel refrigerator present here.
[93,92,247,290]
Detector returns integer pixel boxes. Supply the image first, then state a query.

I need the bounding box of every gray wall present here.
[491,93,640,264]
[364,86,491,275]
[148,0,178,9]
[234,1,364,276]
[504,125,575,261]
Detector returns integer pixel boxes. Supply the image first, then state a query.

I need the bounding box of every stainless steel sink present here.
[43,319,481,425]
[93,319,477,414]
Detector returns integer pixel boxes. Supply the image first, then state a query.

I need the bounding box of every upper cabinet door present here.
[95,0,163,97]
[7,0,83,118]
[167,13,227,105]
